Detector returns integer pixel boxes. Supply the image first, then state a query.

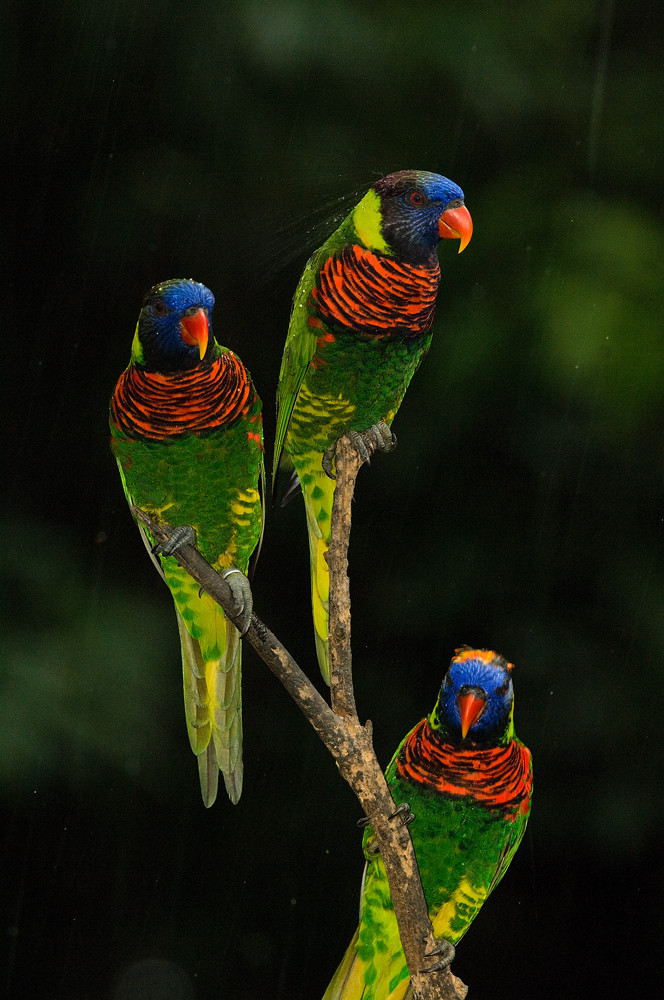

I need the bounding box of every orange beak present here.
[438,204,473,253]
[180,308,209,359]
[457,690,486,739]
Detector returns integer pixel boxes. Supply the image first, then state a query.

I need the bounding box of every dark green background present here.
[3,1,662,997]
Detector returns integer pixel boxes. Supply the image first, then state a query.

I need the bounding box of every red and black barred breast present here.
[312,244,440,337]
[111,351,254,442]
[396,719,532,819]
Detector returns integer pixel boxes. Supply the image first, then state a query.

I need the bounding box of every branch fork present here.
[130,432,466,1000]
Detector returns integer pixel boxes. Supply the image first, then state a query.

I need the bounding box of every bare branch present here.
[327,435,361,720]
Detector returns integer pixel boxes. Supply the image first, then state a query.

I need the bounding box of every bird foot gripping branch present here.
[347,420,397,466]
[152,523,198,556]
[322,420,397,478]
[221,567,254,635]
[359,801,415,828]
[423,935,456,973]
[389,800,415,825]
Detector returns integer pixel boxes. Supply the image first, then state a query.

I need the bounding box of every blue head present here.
[431,647,515,745]
[359,169,472,262]
[132,278,215,372]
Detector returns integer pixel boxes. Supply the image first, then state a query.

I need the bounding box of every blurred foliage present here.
[1,518,182,792]
[3,0,664,997]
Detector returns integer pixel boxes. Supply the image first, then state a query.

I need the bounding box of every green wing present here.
[272,250,322,489]
[272,209,360,490]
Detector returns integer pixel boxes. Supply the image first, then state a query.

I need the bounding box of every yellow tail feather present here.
[176,600,243,806]
[322,929,364,1000]
[302,470,336,683]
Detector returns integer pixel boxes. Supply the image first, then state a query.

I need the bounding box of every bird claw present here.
[152,524,197,556]
[222,567,253,635]
[322,444,336,480]
[423,936,456,971]
[321,421,396,478]
[348,420,397,466]
[357,800,414,837]
[390,801,415,826]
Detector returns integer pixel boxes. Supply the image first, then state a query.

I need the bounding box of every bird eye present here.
[409,190,425,206]
[153,298,167,315]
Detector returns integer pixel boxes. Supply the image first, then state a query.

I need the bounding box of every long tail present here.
[322,923,415,1000]
[302,467,337,683]
[323,849,420,1000]
[176,598,243,806]
[322,928,363,1000]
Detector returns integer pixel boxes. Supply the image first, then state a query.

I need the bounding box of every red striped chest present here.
[110,351,256,442]
[312,244,440,337]
[396,719,532,820]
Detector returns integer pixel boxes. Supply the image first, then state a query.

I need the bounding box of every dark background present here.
[3,1,663,997]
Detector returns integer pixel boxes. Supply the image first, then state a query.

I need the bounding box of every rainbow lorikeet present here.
[109,279,264,806]
[323,647,533,1000]
[273,171,472,682]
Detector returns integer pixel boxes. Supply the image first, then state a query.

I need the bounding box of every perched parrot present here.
[323,647,533,1000]
[273,170,472,681]
[109,278,264,806]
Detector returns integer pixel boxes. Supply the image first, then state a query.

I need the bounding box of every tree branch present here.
[327,436,360,721]
[325,436,466,1000]
[130,437,466,1000]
